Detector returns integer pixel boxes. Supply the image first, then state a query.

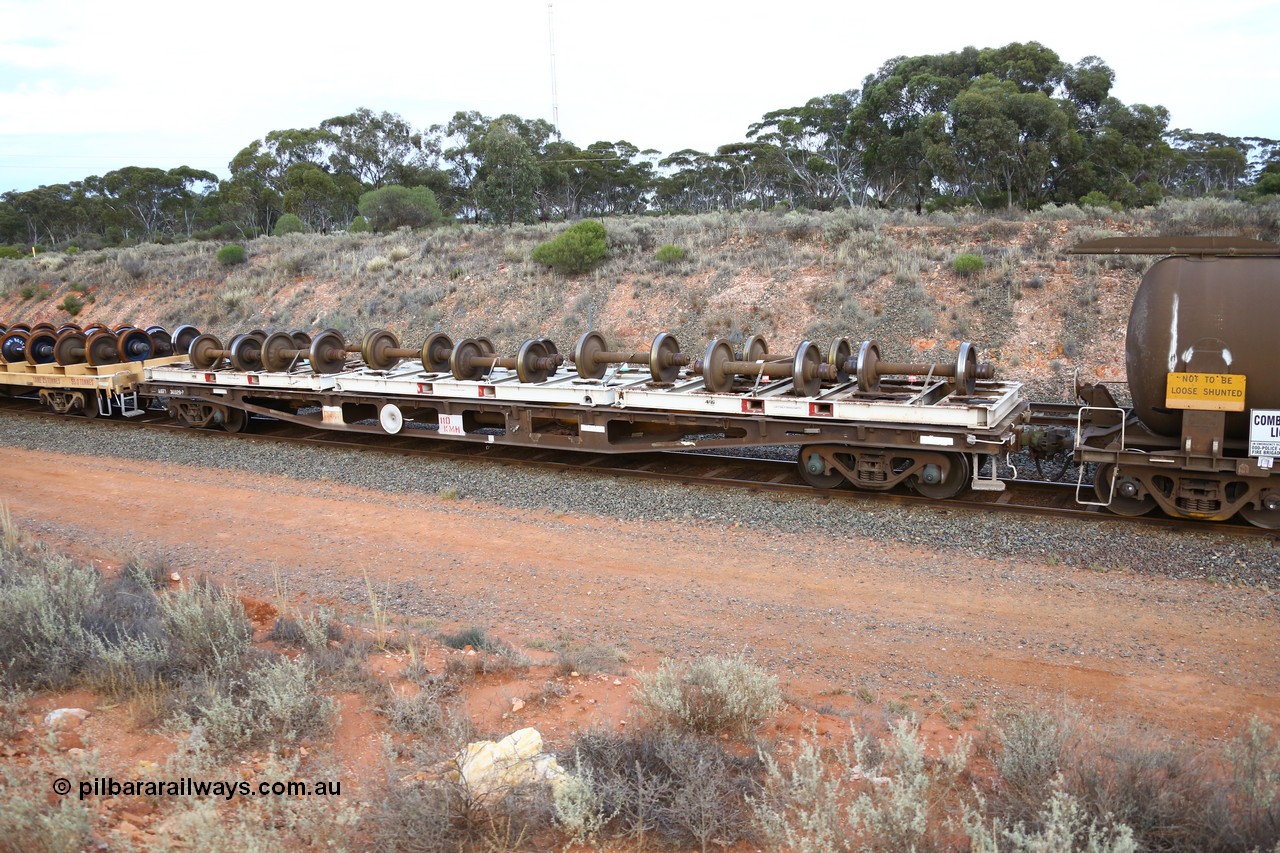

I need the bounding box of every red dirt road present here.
[3,445,1277,741]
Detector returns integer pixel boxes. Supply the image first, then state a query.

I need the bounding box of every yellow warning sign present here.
[1165,372,1246,411]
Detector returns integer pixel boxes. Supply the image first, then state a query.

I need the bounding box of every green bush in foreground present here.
[216,244,247,266]
[531,220,608,274]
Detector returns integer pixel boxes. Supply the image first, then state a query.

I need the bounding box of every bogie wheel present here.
[797,446,846,489]
[77,392,98,419]
[219,406,247,433]
[1094,464,1155,517]
[910,453,971,500]
[1237,492,1280,529]
[31,322,56,333]
[475,337,496,356]
[538,337,559,357]
[289,330,312,350]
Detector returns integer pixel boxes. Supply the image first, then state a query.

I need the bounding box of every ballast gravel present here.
[1,410,1276,587]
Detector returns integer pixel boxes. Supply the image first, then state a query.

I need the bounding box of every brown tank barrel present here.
[1126,256,1280,438]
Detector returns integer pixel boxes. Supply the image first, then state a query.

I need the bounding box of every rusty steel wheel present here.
[31,322,56,333]
[910,453,970,500]
[516,338,552,384]
[289,330,312,350]
[649,332,682,383]
[573,331,609,380]
[53,330,87,366]
[262,332,300,372]
[145,325,174,357]
[229,333,266,371]
[362,328,402,372]
[421,332,453,372]
[188,334,225,370]
[739,334,768,363]
[171,324,201,355]
[76,391,98,419]
[856,340,882,392]
[308,329,348,375]
[791,341,822,397]
[701,339,736,394]
[828,337,852,383]
[797,446,846,489]
[84,330,121,366]
[450,338,486,381]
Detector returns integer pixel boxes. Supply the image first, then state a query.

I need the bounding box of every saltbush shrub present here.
[216,244,247,266]
[357,185,441,232]
[531,220,609,274]
[633,653,782,738]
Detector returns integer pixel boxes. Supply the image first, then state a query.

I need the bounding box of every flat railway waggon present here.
[2,236,1277,530]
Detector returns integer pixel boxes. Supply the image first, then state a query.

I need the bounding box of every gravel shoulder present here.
[2,410,1277,741]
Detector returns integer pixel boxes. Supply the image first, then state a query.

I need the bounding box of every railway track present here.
[3,394,1274,543]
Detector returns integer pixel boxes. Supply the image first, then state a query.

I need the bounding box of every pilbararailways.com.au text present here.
[54,775,342,801]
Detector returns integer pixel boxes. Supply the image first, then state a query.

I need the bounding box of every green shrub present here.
[348,215,371,233]
[953,253,985,276]
[0,245,25,260]
[272,213,306,236]
[655,243,687,263]
[1079,190,1123,212]
[531,220,609,274]
[68,281,88,292]
[357,185,441,232]
[18,284,37,299]
[216,244,247,266]
[633,653,782,739]
[58,294,84,316]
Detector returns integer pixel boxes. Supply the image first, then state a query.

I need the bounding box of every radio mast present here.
[547,4,560,132]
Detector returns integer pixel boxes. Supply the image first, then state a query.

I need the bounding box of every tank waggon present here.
[1069,237,1280,529]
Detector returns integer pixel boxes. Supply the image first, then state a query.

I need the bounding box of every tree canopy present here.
[2,41,1275,250]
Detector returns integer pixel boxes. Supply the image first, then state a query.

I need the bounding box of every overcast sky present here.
[2,0,1278,193]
